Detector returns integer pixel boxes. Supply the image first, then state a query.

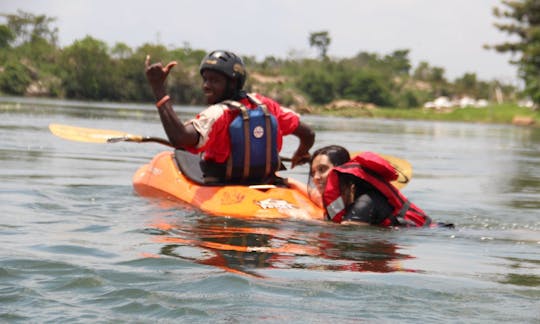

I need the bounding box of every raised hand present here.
[145,55,177,98]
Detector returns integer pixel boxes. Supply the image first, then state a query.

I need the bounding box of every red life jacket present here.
[322,152,432,227]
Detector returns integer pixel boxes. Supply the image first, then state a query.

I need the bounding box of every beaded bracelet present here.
[156,95,170,109]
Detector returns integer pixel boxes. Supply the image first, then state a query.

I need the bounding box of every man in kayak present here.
[145,50,314,183]
[309,145,436,227]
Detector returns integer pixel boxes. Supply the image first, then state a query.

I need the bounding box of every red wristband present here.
[156,95,170,109]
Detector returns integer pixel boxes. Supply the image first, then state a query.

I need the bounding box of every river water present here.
[1,97,539,323]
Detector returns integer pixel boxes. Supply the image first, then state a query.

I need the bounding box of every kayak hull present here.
[133,151,324,220]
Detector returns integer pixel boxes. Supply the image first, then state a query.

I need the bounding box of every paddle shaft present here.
[108,135,173,147]
[49,123,411,187]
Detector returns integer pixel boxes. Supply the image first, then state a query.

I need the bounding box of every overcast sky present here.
[1,0,518,82]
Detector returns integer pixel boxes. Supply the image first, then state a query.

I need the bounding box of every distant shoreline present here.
[1,96,537,127]
[308,103,538,127]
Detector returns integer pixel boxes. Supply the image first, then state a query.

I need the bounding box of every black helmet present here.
[199,50,246,90]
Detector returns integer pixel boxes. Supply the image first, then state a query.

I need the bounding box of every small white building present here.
[424,96,489,109]
[424,96,453,109]
[518,99,536,109]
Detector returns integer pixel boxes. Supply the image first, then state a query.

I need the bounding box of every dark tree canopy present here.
[489,0,540,104]
[309,31,331,60]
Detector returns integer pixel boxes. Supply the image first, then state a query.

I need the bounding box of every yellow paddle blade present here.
[352,151,412,189]
[380,153,412,189]
[48,124,142,143]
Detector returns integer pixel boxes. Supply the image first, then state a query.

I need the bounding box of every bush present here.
[0,60,32,95]
[343,71,393,107]
[296,70,335,104]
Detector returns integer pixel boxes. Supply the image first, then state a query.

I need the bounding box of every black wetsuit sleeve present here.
[344,191,393,225]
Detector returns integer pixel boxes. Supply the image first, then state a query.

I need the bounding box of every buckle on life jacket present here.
[396,200,410,219]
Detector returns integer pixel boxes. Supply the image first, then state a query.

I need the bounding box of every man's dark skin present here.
[145,55,314,168]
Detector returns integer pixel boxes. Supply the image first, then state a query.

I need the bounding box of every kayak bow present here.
[133,151,324,220]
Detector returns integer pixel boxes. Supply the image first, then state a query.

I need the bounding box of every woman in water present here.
[308,145,436,227]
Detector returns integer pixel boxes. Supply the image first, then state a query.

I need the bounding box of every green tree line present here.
[486,0,540,105]
[0,8,535,109]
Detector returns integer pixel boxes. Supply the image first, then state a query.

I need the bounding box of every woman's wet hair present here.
[310,145,350,170]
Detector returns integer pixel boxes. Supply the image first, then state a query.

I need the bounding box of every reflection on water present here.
[147,216,417,277]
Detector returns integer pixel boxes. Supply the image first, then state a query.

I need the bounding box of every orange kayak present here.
[133,151,325,220]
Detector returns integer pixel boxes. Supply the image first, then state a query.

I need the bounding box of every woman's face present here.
[311,154,334,194]
[201,70,228,104]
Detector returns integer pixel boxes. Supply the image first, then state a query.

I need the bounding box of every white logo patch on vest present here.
[253,125,264,138]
